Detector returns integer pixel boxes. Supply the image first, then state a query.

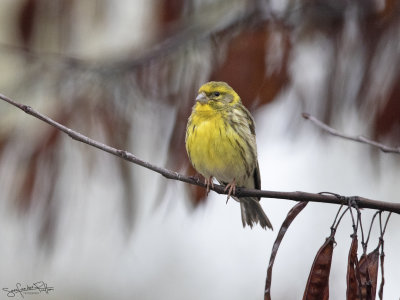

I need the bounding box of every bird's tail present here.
[239,197,273,230]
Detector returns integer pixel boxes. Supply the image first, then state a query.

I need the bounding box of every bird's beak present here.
[195,92,208,104]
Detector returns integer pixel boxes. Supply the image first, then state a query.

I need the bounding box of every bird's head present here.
[195,81,241,110]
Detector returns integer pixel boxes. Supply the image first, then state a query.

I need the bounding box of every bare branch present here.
[302,113,400,154]
[0,2,263,74]
[1,93,400,214]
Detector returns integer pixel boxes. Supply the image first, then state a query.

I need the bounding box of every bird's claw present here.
[224,179,236,204]
[205,176,214,195]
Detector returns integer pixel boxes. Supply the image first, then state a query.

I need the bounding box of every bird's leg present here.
[224,178,236,204]
[205,176,214,195]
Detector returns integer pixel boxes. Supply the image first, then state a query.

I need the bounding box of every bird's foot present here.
[205,176,214,195]
[224,179,236,204]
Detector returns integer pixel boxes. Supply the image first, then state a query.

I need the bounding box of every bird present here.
[185,81,273,230]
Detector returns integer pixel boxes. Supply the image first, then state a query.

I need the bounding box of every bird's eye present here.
[213,92,220,97]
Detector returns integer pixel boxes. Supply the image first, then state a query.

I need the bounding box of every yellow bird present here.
[185,81,273,229]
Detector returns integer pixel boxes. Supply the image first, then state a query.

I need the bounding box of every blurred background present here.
[0,0,399,299]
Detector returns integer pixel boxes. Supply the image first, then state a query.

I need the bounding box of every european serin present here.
[185,81,273,230]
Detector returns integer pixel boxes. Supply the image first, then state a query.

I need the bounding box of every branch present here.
[0,1,263,74]
[302,113,400,154]
[1,93,400,214]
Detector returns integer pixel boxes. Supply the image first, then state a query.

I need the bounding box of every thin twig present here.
[382,212,392,236]
[357,210,365,248]
[364,211,380,251]
[378,212,391,300]
[302,113,400,154]
[1,93,400,214]
[347,197,358,233]
[330,203,344,230]
[333,207,350,231]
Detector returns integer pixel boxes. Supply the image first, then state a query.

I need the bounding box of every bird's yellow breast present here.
[186,103,251,184]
